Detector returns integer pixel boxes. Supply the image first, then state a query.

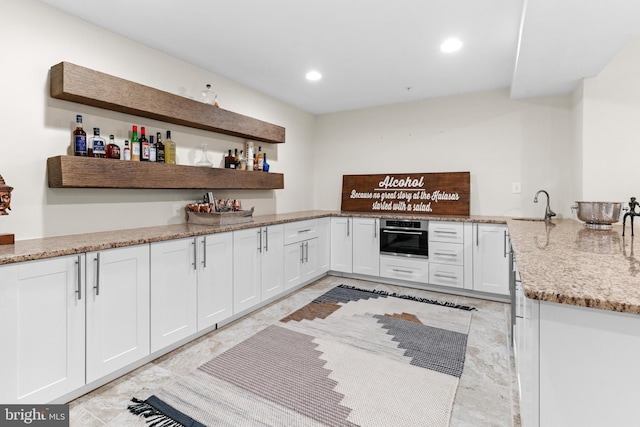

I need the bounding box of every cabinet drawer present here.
[429,263,464,288]
[429,241,463,265]
[284,219,319,245]
[429,222,464,244]
[379,255,428,283]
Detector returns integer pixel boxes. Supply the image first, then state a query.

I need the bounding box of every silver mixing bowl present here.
[572,201,621,230]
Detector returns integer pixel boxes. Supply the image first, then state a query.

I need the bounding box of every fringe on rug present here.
[128,397,184,427]
[337,284,477,311]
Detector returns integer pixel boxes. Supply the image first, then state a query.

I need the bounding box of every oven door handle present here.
[382,230,424,235]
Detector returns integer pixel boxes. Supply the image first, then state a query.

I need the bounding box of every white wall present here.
[313,89,576,218]
[582,33,640,204]
[0,0,316,240]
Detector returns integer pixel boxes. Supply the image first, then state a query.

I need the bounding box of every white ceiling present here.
[37,0,640,115]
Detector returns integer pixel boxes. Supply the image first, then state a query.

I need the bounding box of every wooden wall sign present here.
[341,172,470,215]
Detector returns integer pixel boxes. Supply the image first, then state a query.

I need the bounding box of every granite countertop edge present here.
[0,210,508,265]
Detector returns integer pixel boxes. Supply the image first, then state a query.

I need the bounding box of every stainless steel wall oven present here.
[379,219,428,258]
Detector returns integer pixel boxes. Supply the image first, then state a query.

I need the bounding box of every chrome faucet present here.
[534,190,556,221]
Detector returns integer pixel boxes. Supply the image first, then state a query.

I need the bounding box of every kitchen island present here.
[508,218,640,427]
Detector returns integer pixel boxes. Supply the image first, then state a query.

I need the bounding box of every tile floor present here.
[69,276,519,426]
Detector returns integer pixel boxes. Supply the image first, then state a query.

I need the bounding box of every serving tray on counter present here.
[185,207,254,225]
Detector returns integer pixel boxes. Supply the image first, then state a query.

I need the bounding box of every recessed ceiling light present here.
[305,71,322,81]
[440,38,463,53]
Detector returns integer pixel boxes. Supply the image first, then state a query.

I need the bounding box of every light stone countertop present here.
[0,210,508,266]
[508,218,640,314]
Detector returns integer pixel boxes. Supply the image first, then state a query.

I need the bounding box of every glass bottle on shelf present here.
[149,135,157,162]
[164,130,176,164]
[140,126,150,161]
[196,143,213,167]
[263,152,269,172]
[73,114,87,156]
[123,140,131,160]
[155,132,165,163]
[200,84,218,106]
[256,146,263,171]
[224,149,235,169]
[130,126,140,161]
[90,128,106,158]
[106,134,121,159]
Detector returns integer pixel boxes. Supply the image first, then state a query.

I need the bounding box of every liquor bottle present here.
[73,114,87,156]
[245,140,254,170]
[164,130,176,164]
[224,149,235,169]
[123,140,131,160]
[253,153,258,171]
[234,149,239,168]
[90,128,106,158]
[140,126,150,161]
[256,146,263,171]
[155,132,165,163]
[263,152,269,172]
[239,150,246,170]
[130,126,140,161]
[106,134,121,159]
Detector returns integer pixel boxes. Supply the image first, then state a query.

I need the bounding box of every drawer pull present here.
[298,228,311,233]
[434,230,457,234]
[434,273,457,280]
[434,252,457,257]
[392,268,413,274]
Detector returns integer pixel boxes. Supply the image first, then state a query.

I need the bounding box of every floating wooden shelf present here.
[49,62,285,144]
[47,156,284,190]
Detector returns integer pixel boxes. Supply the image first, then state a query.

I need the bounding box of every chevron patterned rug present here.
[128,285,475,427]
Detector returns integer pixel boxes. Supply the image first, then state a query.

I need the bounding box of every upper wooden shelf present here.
[49,62,285,144]
[47,156,284,190]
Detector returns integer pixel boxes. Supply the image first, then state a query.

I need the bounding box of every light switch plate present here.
[512,182,521,194]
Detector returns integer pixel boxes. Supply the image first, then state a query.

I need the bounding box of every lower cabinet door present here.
[0,255,85,404]
[379,255,428,283]
[85,245,150,383]
[284,242,303,290]
[197,233,233,331]
[428,263,464,288]
[150,238,198,353]
[261,225,285,301]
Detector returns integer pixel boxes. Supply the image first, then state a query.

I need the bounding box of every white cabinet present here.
[233,225,284,314]
[472,223,510,295]
[0,255,85,404]
[429,222,465,289]
[284,220,320,290]
[85,245,150,383]
[352,217,380,276]
[197,232,233,331]
[379,255,428,283]
[260,225,285,300]
[318,217,331,274]
[150,238,198,353]
[330,216,352,273]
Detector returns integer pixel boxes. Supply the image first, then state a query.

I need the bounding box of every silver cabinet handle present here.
[382,230,423,236]
[264,227,269,252]
[434,252,457,258]
[434,229,457,234]
[347,219,350,237]
[76,256,82,300]
[202,236,207,268]
[305,241,309,262]
[434,272,457,280]
[298,228,311,234]
[258,228,262,253]
[192,239,197,270]
[94,253,100,296]
[300,242,304,263]
[374,219,378,239]
[392,268,413,274]
[476,224,479,246]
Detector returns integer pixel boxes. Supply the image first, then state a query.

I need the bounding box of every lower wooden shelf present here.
[47,156,284,190]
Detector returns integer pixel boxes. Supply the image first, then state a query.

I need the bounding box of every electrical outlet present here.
[512,183,521,194]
